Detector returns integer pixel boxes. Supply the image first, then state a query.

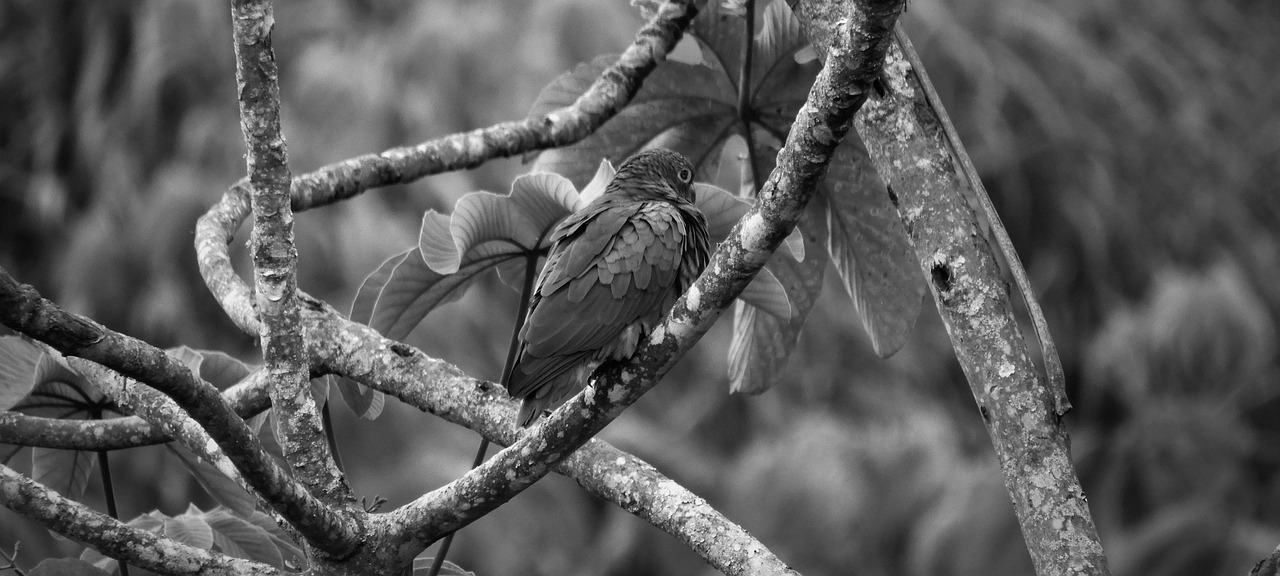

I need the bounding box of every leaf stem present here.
[94,406,130,576]
[738,0,765,194]
[322,400,345,473]
[426,253,541,576]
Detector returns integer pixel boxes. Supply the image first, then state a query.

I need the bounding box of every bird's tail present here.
[517,397,549,428]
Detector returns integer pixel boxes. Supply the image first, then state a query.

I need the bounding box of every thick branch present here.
[0,464,276,575]
[0,268,361,556]
[384,0,903,550]
[788,7,1110,575]
[229,0,347,509]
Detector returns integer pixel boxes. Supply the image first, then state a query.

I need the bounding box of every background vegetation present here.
[1,0,1277,574]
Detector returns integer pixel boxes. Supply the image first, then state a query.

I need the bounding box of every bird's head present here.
[606,148,697,204]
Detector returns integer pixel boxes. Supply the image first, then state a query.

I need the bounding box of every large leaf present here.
[197,350,252,389]
[729,201,830,394]
[242,508,305,567]
[166,444,256,516]
[32,446,95,499]
[164,505,215,550]
[530,0,817,189]
[0,336,42,410]
[821,140,923,357]
[205,508,286,568]
[364,172,578,346]
[16,352,101,417]
[85,506,301,573]
[529,56,735,186]
[30,559,111,576]
[340,249,413,419]
[420,173,577,274]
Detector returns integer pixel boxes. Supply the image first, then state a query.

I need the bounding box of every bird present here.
[507,148,711,427]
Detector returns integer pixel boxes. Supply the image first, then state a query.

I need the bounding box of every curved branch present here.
[381,0,903,551]
[0,464,277,576]
[0,268,362,557]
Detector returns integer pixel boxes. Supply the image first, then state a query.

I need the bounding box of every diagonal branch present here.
[303,308,798,575]
[788,6,1110,575]
[383,0,904,551]
[0,463,277,575]
[0,267,361,557]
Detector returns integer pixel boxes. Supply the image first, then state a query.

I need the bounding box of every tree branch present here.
[787,6,1110,574]
[0,267,361,557]
[229,0,348,511]
[381,0,903,551]
[0,464,277,575]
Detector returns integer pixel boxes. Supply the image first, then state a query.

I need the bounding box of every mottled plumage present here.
[508,149,711,426]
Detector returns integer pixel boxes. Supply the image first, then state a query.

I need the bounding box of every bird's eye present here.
[677,168,693,183]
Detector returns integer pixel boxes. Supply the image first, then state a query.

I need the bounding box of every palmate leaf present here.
[821,139,924,357]
[166,443,256,517]
[339,249,413,419]
[17,352,103,498]
[729,201,830,394]
[205,508,287,568]
[164,346,269,431]
[164,504,215,550]
[83,506,302,572]
[533,0,922,392]
[32,446,95,499]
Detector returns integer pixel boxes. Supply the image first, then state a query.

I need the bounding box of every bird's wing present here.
[507,201,686,399]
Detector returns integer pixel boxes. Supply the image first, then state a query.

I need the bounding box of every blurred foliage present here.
[0,0,1278,575]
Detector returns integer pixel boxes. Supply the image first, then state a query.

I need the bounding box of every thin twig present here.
[0,542,26,576]
[738,0,765,192]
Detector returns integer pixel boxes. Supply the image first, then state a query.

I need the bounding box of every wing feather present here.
[508,200,690,405]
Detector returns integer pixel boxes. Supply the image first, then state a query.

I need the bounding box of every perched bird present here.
[508,149,711,426]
